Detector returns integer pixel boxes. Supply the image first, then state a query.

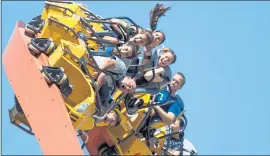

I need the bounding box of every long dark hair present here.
[149,3,171,31]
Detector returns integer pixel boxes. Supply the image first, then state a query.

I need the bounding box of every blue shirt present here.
[152,88,184,121]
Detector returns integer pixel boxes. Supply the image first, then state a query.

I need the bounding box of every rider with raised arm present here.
[151,72,186,125]
[135,47,176,94]
[124,72,185,150]
[92,55,137,104]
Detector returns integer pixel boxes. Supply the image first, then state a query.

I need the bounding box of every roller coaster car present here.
[12,31,124,131]
[8,39,121,151]
[12,2,132,133]
[26,13,127,60]
[8,38,96,133]
[86,87,185,155]
[100,112,186,155]
[44,38,122,131]
[15,31,127,132]
[86,92,154,155]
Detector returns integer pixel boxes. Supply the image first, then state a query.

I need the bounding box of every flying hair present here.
[149,3,171,31]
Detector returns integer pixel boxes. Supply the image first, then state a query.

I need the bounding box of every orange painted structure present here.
[2,21,83,155]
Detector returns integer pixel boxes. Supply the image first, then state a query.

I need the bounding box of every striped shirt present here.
[93,55,127,79]
[162,137,184,156]
[157,117,186,156]
[161,127,184,156]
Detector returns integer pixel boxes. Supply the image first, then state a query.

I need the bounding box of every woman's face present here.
[132,33,148,46]
[170,120,180,132]
[119,45,133,58]
[151,31,164,47]
[158,51,174,67]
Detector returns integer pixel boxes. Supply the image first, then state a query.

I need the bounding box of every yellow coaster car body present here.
[90,90,166,155]
[48,39,97,131]
[93,90,185,155]
[39,14,99,50]
[11,6,119,132]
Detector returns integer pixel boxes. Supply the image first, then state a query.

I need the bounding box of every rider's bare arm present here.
[91,36,119,45]
[111,18,143,35]
[96,59,117,90]
[153,106,175,125]
[110,18,129,28]
[96,73,106,90]
[144,67,165,82]
[102,36,119,44]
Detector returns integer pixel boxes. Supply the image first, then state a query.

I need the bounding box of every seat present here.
[47,39,96,130]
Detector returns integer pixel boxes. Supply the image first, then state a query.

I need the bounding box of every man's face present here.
[170,74,184,91]
[120,77,136,93]
[105,110,117,126]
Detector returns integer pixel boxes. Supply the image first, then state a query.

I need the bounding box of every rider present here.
[129,29,154,47]
[98,20,154,48]
[161,117,186,155]
[96,109,121,127]
[93,55,137,105]
[109,2,169,49]
[151,72,186,125]
[135,48,176,94]
[143,3,170,64]
[125,72,185,144]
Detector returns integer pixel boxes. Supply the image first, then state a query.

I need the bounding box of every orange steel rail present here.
[3,21,83,155]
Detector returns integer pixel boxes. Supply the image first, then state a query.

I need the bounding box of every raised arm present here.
[102,36,119,45]
[144,67,165,82]
[95,58,116,90]
[110,18,129,28]
[153,105,175,125]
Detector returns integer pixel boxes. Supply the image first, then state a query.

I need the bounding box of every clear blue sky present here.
[2,1,270,155]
